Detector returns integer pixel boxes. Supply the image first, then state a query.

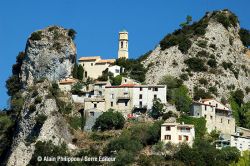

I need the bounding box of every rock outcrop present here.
[143,10,250,101]
[7,26,77,166]
[21,26,77,87]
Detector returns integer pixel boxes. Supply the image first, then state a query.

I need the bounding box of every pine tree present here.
[72,64,78,79]
[77,65,84,80]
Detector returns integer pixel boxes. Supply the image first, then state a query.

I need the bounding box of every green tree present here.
[6,75,22,96]
[111,75,122,85]
[72,64,78,79]
[93,109,125,131]
[71,82,83,95]
[231,89,244,106]
[239,28,250,47]
[68,28,77,40]
[150,98,165,119]
[230,150,250,166]
[77,65,84,80]
[172,85,192,113]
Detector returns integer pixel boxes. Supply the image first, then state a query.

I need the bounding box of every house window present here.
[210,116,213,120]
[115,69,120,73]
[209,102,211,105]
[85,71,87,77]
[124,79,127,82]
[125,101,128,106]
[228,120,230,124]
[221,118,223,123]
[204,114,206,118]
[94,104,97,108]
[216,104,218,107]
[184,136,189,141]
[154,94,157,99]
[205,106,207,111]
[154,87,158,91]
[111,94,114,99]
[139,101,142,107]
[165,135,171,140]
[197,113,200,116]
[111,102,113,107]
[179,135,182,140]
[166,126,171,131]
[140,87,143,91]
[139,94,142,99]
[90,112,94,116]
[121,41,123,48]
[91,63,94,66]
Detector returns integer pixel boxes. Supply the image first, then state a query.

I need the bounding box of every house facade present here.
[191,99,235,135]
[161,122,195,147]
[104,84,167,115]
[231,134,250,152]
[58,78,77,91]
[78,56,116,79]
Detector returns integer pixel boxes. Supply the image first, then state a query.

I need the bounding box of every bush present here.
[199,78,208,85]
[209,86,218,96]
[178,38,192,54]
[172,85,192,113]
[231,89,244,106]
[68,116,83,130]
[196,50,209,57]
[149,98,165,119]
[162,111,177,120]
[93,109,125,131]
[197,40,207,48]
[6,75,22,96]
[180,73,189,81]
[239,28,250,47]
[207,59,217,68]
[34,96,42,104]
[29,141,67,165]
[245,86,250,94]
[222,61,233,70]
[77,65,84,80]
[111,75,122,85]
[184,57,207,72]
[209,44,217,50]
[215,12,238,29]
[35,114,47,127]
[193,86,212,100]
[49,82,59,97]
[29,104,36,113]
[30,31,42,41]
[71,82,83,95]
[68,29,77,40]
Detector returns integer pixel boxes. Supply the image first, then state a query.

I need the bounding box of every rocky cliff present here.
[6,26,77,166]
[143,10,250,102]
[21,26,77,86]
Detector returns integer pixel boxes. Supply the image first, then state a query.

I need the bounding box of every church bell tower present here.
[118,30,128,59]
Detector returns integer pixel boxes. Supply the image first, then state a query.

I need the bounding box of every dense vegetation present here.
[239,28,250,47]
[115,58,147,83]
[93,109,125,131]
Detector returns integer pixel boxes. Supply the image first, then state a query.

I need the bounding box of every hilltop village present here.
[58,30,250,153]
[2,9,250,166]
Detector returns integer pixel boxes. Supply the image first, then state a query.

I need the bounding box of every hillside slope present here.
[143,10,250,101]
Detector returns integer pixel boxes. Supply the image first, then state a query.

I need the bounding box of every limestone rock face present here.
[21,26,77,86]
[7,81,75,166]
[143,10,250,102]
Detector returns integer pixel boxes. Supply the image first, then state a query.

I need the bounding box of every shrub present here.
[215,12,238,29]
[180,73,189,81]
[209,86,218,96]
[68,116,83,130]
[239,28,250,47]
[178,38,192,54]
[197,40,207,48]
[245,86,250,94]
[30,31,42,41]
[162,111,177,120]
[68,29,77,40]
[199,78,208,85]
[209,44,217,50]
[111,75,122,85]
[207,59,217,68]
[93,109,125,131]
[149,98,165,119]
[193,86,212,100]
[172,85,192,113]
[29,104,36,113]
[196,50,209,57]
[231,89,244,106]
[34,96,42,104]
[184,57,207,72]
[71,82,83,95]
[6,75,22,96]
[222,61,233,70]
[35,114,47,127]
[49,82,59,97]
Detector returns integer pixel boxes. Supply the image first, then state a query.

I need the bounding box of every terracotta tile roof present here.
[59,78,77,84]
[95,59,116,64]
[78,56,101,61]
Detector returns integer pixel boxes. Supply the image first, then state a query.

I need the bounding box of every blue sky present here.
[0,0,249,109]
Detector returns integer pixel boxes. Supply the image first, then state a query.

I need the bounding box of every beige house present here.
[104,84,167,115]
[191,99,235,135]
[161,122,195,147]
[78,56,115,80]
[58,78,77,91]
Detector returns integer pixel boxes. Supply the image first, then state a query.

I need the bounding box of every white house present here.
[104,84,167,115]
[161,122,195,147]
[231,134,250,152]
[58,78,77,91]
[108,65,124,77]
[191,99,235,135]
